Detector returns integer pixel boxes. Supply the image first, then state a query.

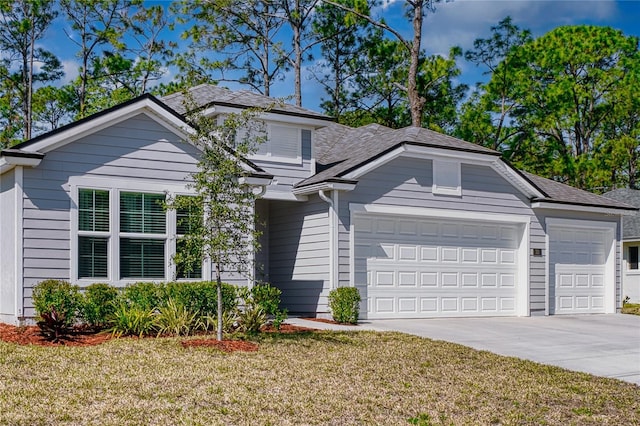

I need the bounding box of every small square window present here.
[630,246,639,270]
[432,160,461,196]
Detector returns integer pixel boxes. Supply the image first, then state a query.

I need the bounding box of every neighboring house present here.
[0,84,636,324]
[604,189,640,303]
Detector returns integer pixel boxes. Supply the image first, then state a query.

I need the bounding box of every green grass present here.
[622,303,640,316]
[0,331,638,425]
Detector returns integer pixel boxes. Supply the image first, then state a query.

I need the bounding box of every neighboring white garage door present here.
[354,215,524,319]
[548,224,612,314]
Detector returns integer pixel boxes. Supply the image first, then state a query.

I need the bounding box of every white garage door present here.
[549,226,608,314]
[355,215,523,319]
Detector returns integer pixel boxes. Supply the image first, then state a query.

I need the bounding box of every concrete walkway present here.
[287,314,640,385]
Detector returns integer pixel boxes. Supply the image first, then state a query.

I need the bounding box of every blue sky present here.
[41,0,640,111]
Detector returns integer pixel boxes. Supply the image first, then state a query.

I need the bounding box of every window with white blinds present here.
[75,188,205,282]
[269,125,300,159]
[77,189,109,279]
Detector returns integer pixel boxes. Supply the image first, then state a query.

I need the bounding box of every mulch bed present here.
[0,322,316,351]
[0,323,112,347]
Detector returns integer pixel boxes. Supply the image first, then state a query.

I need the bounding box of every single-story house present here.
[0,84,636,324]
[604,189,640,303]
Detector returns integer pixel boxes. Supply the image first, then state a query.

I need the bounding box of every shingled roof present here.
[294,122,636,211]
[603,189,640,239]
[297,123,499,188]
[162,84,332,121]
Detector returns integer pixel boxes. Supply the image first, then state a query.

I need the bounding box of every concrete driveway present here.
[364,314,640,385]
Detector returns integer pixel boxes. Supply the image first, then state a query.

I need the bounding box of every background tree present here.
[60,0,135,118]
[323,0,441,127]
[175,0,287,97]
[280,0,321,106]
[491,25,639,189]
[311,0,370,121]
[170,95,267,341]
[456,17,532,152]
[0,0,62,141]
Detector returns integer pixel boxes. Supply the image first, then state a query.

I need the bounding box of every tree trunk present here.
[408,0,425,127]
[216,266,223,341]
[293,17,302,106]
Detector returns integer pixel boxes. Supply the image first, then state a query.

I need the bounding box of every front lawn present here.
[622,303,640,316]
[0,331,637,425]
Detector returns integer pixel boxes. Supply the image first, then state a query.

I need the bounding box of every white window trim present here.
[432,159,462,196]
[70,178,204,286]
[627,244,640,273]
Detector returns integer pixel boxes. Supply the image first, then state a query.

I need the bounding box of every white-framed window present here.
[73,184,204,283]
[252,123,302,164]
[77,188,110,279]
[432,159,462,196]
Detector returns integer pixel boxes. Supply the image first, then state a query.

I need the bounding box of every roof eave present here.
[292,178,358,195]
[0,149,45,174]
[532,199,638,215]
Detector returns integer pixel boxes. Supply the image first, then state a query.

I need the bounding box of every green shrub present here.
[204,311,239,334]
[251,282,282,315]
[251,282,287,330]
[32,280,82,326]
[328,287,361,324]
[122,282,165,311]
[238,304,266,334]
[81,283,119,329]
[165,281,237,317]
[155,299,201,337]
[107,301,157,337]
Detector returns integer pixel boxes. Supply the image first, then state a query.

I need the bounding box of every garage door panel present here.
[549,225,610,315]
[357,215,522,319]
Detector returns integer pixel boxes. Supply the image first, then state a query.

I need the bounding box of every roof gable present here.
[0,93,270,177]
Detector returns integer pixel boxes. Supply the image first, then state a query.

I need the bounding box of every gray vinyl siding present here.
[268,196,330,314]
[0,169,16,319]
[536,209,622,309]
[19,113,214,317]
[339,157,548,314]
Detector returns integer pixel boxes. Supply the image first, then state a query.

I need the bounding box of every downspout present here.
[319,190,338,290]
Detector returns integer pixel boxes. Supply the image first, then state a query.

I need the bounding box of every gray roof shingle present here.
[297,123,499,188]
[162,84,332,121]
[523,172,636,210]
[603,189,640,239]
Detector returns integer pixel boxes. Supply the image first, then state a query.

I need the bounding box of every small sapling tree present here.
[169,92,269,341]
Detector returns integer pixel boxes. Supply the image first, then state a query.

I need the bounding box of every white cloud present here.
[62,60,80,83]
[423,0,619,55]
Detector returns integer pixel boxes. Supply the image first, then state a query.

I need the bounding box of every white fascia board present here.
[292,181,357,195]
[23,99,192,154]
[532,201,635,216]
[208,105,332,129]
[350,203,531,224]
[403,144,498,163]
[492,161,545,199]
